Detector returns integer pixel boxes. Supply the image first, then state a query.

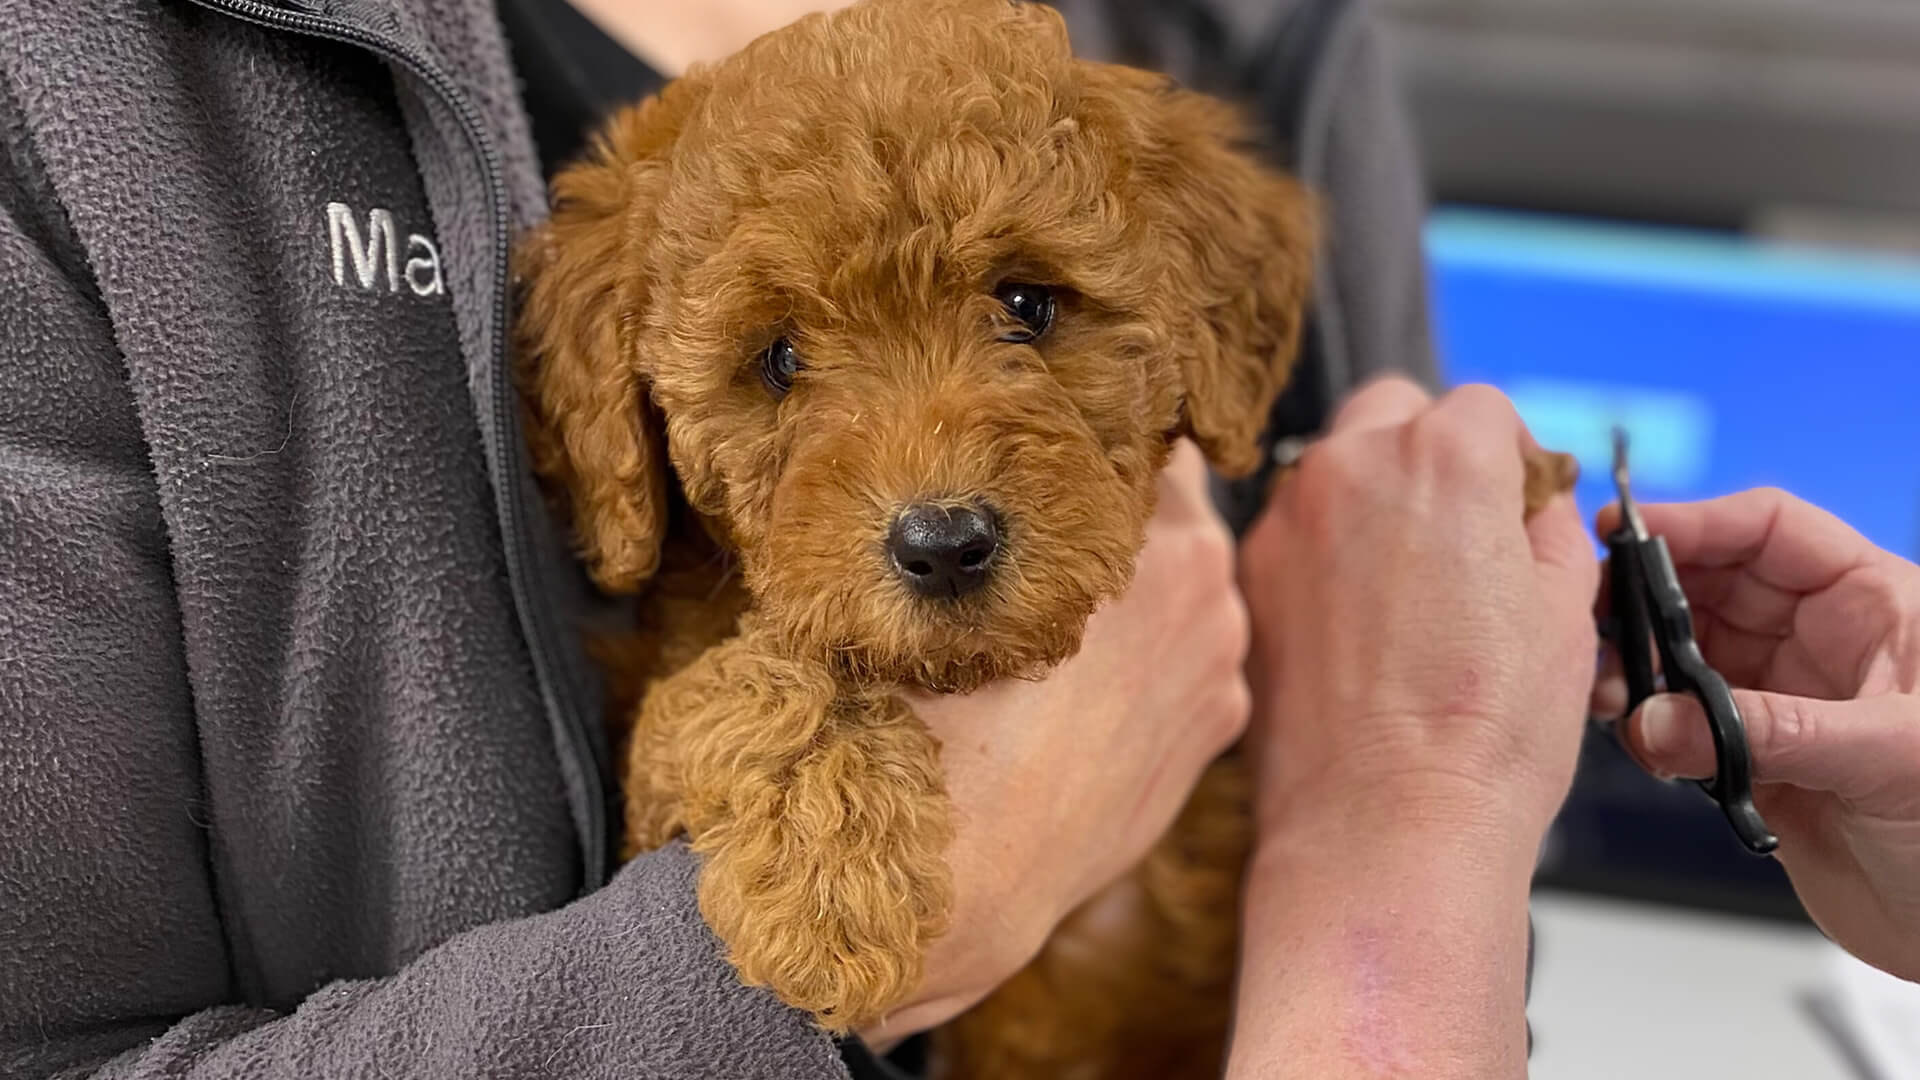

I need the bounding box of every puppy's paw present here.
[691,694,953,1031]
[1522,448,1579,519]
[700,858,933,1030]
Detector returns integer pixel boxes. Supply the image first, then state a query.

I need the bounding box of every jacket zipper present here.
[186,0,610,889]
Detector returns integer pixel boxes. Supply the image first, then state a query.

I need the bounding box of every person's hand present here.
[1239,379,1599,845]
[1597,489,1920,982]
[1223,379,1597,1079]
[860,438,1251,1045]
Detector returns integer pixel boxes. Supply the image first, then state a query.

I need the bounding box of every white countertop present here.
[1527,891,1855,1079]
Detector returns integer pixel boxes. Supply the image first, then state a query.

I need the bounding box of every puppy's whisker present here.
[704,560,739,603]
[999,553,1037,595]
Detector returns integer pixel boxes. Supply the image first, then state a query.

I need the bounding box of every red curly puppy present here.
[516,0,1331,1074]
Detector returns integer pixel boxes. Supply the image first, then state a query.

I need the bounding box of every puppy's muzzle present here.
[888,503,999,599]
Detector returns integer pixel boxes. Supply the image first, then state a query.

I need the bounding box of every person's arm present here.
[1231,378,1599,1079]
[68,847,852,1080]
[1229,801,1538,1077]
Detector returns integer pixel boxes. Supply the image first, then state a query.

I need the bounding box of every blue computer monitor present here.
[1429,208,1920,562]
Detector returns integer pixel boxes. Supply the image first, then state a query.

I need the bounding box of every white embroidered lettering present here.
[327,202,442,298]
[405,233,444,297]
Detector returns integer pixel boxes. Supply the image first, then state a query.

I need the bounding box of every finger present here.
[1594,562,1789,687]
[1527,490,1597,578]
[1591,644,1627,719]
[1623,690,1920,800]
[1622,564,1790,684]
[1687,607,1785,690]
[1327,375,1431,436]
[1422,384,1528,499]
[1672,566,1799,639]
[1163,436,1208,489]
[1595,489,1877,594]
[1524,450,1579,514]
[1506,409,1580,514]
[1529,493,1603,625]
[1592,606,1788,721]
[1154,438,1213,517]
[1593,554,1613,624]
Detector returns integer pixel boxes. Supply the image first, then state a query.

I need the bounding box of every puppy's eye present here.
[760,338,802,398]
[993,282,1055,343]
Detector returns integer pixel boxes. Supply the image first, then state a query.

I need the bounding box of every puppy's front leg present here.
[649,627,954,1031]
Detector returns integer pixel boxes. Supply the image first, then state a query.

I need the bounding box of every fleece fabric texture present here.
[0,0,842,1075]
[0,0,1438,1077]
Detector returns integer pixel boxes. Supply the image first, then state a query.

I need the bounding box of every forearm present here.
[1227,809,1539,1080]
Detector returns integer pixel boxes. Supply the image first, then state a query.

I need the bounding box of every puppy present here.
[517,0,1568,1074]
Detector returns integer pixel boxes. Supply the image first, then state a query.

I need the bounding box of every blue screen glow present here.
[1429,208,1920,561]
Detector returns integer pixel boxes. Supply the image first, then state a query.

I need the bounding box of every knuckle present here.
[1212,677,1254,747]
[1296,435,1378,504]
[1347,376,1430,417]
[1752,692,1816,766]
[1359,374,1426,401]
[1897,579,1920,625]
[1447,382,1513,413]
[1720,486,1794,523]
[1416,408,1501,466]
[1220,591,1253,664]
[1183,518,1236,580]
[1318,432,1377,477]
[1896,698,1920,772]
[1221,588,1251,645]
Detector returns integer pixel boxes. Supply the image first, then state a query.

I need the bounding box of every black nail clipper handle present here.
[1607,528,1656,709]
[1638,537,1779,854]
[1609,529,1780,855]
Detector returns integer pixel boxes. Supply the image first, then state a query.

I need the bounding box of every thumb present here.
[1625,690,1920,800]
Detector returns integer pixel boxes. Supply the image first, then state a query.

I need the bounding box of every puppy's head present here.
[519,0,1314,690]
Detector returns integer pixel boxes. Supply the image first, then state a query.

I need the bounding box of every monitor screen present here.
[1431,208,1920,563]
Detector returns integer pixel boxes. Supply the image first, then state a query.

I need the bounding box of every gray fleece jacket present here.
[0,0,1434,1076]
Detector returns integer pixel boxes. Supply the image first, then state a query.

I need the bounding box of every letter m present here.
[327,202,400,292]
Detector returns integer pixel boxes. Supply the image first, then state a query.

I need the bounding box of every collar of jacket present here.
[185,0,616,890]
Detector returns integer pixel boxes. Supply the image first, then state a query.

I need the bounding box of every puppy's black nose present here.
[888,503,999,598]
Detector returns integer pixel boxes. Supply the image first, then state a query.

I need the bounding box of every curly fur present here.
[515,0,1319,1068]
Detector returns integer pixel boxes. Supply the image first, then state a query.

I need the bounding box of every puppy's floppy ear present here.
[1085,64,1318,477]
[515,78,707,594]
